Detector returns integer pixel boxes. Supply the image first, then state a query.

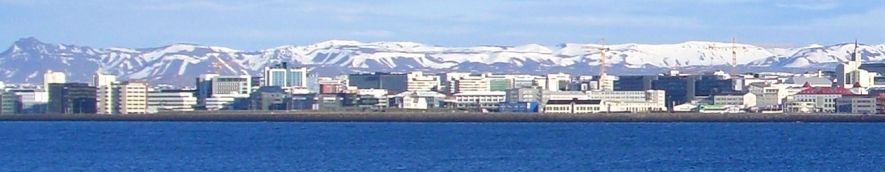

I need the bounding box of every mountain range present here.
[1,37,883,86]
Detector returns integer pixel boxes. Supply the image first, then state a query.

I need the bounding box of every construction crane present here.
[583,40,611,90]
[708,37,750,76]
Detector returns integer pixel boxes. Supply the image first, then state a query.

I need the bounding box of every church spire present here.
[853,39,860,62]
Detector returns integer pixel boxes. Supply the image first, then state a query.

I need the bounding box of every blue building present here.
[694,75,735,97]
[652,76,694,108]
[614,75,656,91]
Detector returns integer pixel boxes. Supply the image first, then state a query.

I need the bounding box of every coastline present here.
[1,112,884,122]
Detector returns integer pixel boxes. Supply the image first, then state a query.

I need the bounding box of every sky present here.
[0,0,883,50]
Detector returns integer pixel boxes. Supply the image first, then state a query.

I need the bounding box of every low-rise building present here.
[711,92,757,108]
[147,89,197,113]
[543,98,603,113]
[453,91,506,111]
[835,96,876,114]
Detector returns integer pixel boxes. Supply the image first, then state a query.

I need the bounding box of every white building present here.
[406,72,440,91]
[43,70,66,91]
[543,98,603,113]
[147,90,197,113]
[453,91,506,111]
[587,90,667,112]
[93,72,117,114]
[747,83,791,107]
[711,92,757,108]
[263,62,308,89]
[836,41,875,88]
[391,91,447,109]
[196,74,252,110]
[545,73,570,91]
[786,86,854,113]
[454,75,490,93]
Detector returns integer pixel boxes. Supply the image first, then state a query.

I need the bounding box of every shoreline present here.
[1,112,884,122]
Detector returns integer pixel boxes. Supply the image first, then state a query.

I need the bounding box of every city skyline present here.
[1,0,883,50]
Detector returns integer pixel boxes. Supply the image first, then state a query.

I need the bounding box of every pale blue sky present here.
[1,0,883,50]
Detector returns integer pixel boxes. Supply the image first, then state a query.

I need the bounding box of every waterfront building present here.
[505,87,542,103]
[711,92,757,108]
[48,83,97,114]
[453,91,506,111]
[389,90,447,109]
[543,98,603,113]
[406,72,440,91]
[786,86,854,113]
[147,89,197,113]
[835,96,876,114]
[0,89,48,114]
[487,76,513,91]
[587,90,667,112]
[0,91,20,114]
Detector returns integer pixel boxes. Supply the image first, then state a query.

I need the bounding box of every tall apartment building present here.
[93,72,117,114]
[114,81,149,114]
[263,62,308,89]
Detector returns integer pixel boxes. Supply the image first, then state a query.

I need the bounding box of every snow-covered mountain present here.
[0,37,882,85]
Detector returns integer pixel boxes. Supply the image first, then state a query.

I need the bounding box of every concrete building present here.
[711,92,757,108]
[114,81,149,114]
[93,72,117,114]
[505,87,542,103]
[406,72,440,91]
[453,91,506,111]
[835,96,876,114]
[43,70,66,91]
[747,83,791,107]
[543,98,603,113]
[545,73,570,91]
[48,83,97,114]
[454,75,490,93]
[195,74,252,110]
[147,89,197,113]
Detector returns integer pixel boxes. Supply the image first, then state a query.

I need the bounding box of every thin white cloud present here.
[776,1,840,10]
[525,15,706,29]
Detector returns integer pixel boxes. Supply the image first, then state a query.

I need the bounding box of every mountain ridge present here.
[1,37,882,85]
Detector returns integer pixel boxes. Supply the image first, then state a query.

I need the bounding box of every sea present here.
[0,122,881,171]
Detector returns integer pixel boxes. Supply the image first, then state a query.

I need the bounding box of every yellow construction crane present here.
[708,37,750,76]
[584,40,610,89]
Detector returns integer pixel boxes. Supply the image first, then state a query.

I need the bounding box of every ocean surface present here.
[0,122,882,171]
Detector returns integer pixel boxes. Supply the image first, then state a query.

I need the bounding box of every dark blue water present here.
[0,122,881,171]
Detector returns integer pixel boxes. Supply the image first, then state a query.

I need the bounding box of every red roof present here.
[797,87,854,95]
